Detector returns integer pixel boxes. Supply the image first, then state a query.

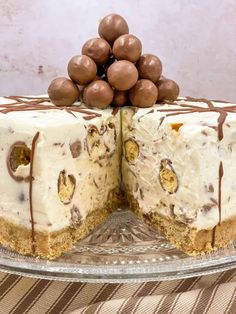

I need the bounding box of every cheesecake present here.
[1,95,236,258]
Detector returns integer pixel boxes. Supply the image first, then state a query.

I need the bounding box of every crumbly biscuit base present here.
[127,195,236,255]
[0,195,120,259]
[2,190,236,258]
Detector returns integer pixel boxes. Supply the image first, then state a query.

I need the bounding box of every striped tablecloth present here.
[0,270,235,314]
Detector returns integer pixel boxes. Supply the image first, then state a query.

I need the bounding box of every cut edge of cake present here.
[128,194,236,255]
[0,191,120,259]
[122,97,236,256]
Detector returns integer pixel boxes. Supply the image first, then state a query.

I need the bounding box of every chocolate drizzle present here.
[218,161,224,225]
[211,227,216,248]
[157,96,236,141]
[1,96,102,119]
[82,114,99,120]
[138,109,154,122]
[112,107,119,116]
[29,132,40,253]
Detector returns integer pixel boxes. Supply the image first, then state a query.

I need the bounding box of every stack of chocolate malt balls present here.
[48,14,180,109]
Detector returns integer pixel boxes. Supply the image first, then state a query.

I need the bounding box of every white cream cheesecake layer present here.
[122,99,236,230]
[0,97,121,232]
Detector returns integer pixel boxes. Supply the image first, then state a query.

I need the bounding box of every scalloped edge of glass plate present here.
[0,244,236,283]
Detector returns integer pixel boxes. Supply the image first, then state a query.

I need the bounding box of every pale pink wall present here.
[0,0,236,101]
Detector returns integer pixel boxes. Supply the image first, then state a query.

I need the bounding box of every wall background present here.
[0,0,236,101]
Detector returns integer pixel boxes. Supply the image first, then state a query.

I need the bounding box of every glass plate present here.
[0,209,236,283]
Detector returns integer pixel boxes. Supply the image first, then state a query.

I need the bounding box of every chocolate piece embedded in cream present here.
[67,55,97,85]
[159,159,179,194]
[86,123,117,162]
[70,205,82,227]
[48,77,80,106]
[124,138,139,163]
[70,140,82,158]
[98,13,129,44]
[107,60,138,91]
[129,79,158,107]
[113,34,142,63]
[57,170,76,205]
[136,54,162,83]
[7,141,31,182]
[0,95,121,259]
[82,38,111,65]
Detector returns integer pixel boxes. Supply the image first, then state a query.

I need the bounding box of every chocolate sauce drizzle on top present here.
[157,96,236,141]
[137,109,154,122]
[29,132,40,253]
[1,96,102,119]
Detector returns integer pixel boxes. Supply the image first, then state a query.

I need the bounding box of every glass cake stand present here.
[0,209,236,283]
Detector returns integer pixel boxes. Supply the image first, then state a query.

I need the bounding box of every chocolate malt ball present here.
[79,77,102,103]
[136,54,162,83]
[113,34,142,63]
[48,77,80,107]
[83,80,114,109]
[107,60,138,91]
[82,38,111,65]
[129,79,158,108]
[67,55,97,85]
[98,14,129,44]
[156,79,180,101]
[112,90,129,107]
